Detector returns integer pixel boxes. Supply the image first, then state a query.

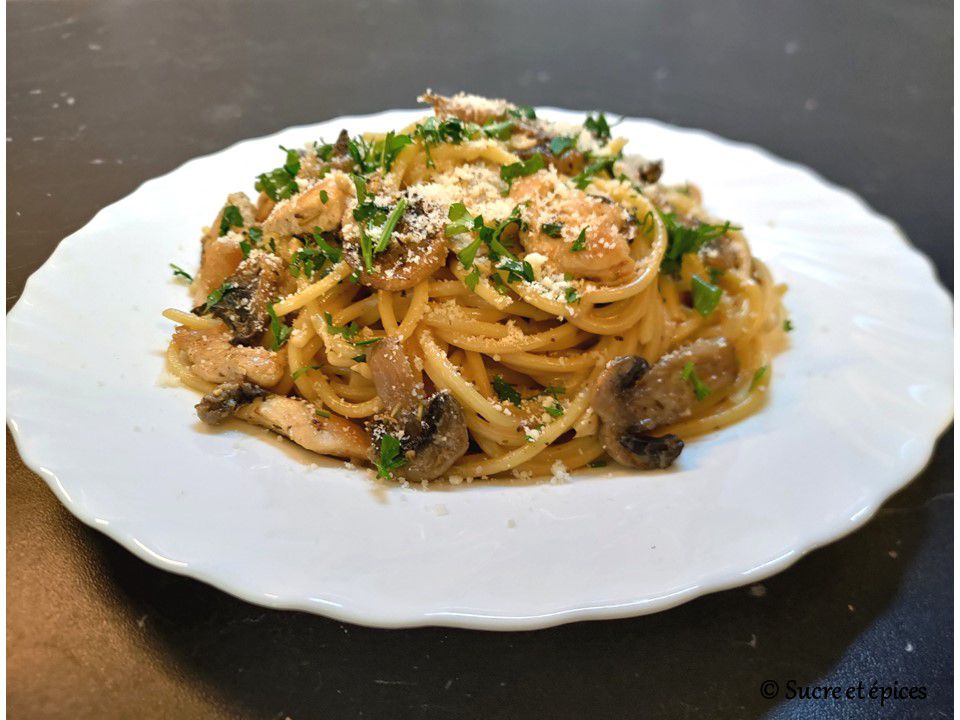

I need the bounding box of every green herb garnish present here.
[750,366,768,391]
[267,303,292,350]
[219,204,244,236]
[564,287,580,304]
[541,222,563,238]
[323,311,359,339]
[464,266,481,291]
[292,365,322,381]
[681,362,711,401]
[572,154,618,189]
[200,281,234,314]
[255,146,301,201]
[659,212,738,277]
[493,375,522,405]
[783,319,794,332]
[549,135,577,155]
[584,112,611,141]
[375,197,408,253]
[500,153,545,188]
[571,227,587,252]
[170,263,193,282]
[497,257,534,283]
[691,274,723,317]
[545,403,564,418]
[239,239,251,258]
[482,120,515,140]
[375,433,407,479]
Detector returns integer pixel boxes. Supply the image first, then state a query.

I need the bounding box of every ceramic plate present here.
[7,109,953,630]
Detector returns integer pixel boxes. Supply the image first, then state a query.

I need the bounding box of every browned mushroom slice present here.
[594,339,739,432]
[194,254,283,345]
[591,338,738,469]
[341,193,449,291]
[418,91,513,124]
[172,327,287,388]
[196,382,370,461]
[599,423,684,470]
[367,337,468,481]
[193,192,257,305]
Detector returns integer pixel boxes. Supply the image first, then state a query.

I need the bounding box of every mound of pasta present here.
[164,91,788,483]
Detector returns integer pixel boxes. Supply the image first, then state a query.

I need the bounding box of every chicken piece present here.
[511,171,635,282]
[196,382,369,461]
[367,337,468,481]
[172,327,286,388]
[192,192,258,305]
[262,170,353,237]
[591,338,738,469]
[419,91,513,125]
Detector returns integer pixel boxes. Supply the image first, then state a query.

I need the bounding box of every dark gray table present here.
[7,1,953,717]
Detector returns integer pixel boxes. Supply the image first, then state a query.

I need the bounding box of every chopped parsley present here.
[464,266,481,291]
[572,154,618,189]
[170,263,193,282]
[319,189,329,204]
[351,174,389,272]
[239,239,251,258]
[544,402,564,418]
[323,311,360,339]
[374,197,408,253]
[659,212,738,277]
[267,303,292,350]
[492,375,522,405]
[541,222,563,238]
[255,146,301,201]
[542,385,565,398]
[564,287,580,304]
[351,337,381,347]
[351,354,366,363]
[290,231,342,278]
[571,227,588,252]
[750,365,768,391]
[219,204,244,236]
[691,274,723,317]
[375,433,407,479]
[199,281,234,314]
[292,365,322,381]
[584,112,612,141]
[414,117,475,166]
[509,105,537,120]
[315,408,331,418]
[375,131,413,173]
[489,272,511,296]
[497,257,535,283]
[681,362,711,401]
[482,119,515,140]
[549,135,577,156]
[783,319,794,332]
[707,265,724,284]
[500,153,545,188]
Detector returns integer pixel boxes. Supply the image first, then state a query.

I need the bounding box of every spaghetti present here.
[165,92,788,482]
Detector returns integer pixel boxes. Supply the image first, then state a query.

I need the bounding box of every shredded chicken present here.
[196,382,369,460]
[172,327,286,388]
[511,171,636,282]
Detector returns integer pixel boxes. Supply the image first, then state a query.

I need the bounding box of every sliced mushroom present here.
[196,382,369,460]
[367,337,468,481]
[599,423,684,470]
[700,233,749,274]
[193,254,283,345]
[341,192,449,291]
[172,326,286,388]
[591,338,738,469]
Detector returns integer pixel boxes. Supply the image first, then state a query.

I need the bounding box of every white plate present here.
[7,109,953,630]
